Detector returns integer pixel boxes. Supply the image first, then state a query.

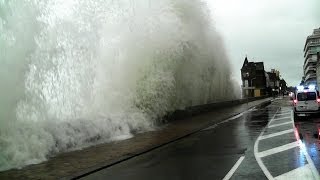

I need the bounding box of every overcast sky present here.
[206,0,319,86]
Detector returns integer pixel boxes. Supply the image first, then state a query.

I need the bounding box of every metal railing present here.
[304,49,317,58]
[305,41,320,50]
[305,66,316,74]
[304,58,317,70]
[305,73,317,81]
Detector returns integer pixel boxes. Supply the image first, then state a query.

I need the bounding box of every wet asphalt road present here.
[80,97,320,180]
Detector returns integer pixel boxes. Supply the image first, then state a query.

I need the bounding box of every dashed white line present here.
[259,129,294,140]
[258,141,299,158]
[222,156,245,180]
[268,121,292,128]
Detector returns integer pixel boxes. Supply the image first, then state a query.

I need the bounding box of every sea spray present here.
[0,0,236,171]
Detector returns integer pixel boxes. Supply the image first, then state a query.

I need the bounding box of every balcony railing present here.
[304,58,317,70]
[304,35,320,50]
[307,34,320,39]
[305,66,316,75]
[304,49,318,58]
[305,41,320,50]
[305,73,317,81]
[305,70,316,77]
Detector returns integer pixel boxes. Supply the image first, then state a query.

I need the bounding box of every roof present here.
[303,27,320,50]
[254,62,264,70]
[241,57,265,71]
[267,72,277,80]
[242,56,249,67]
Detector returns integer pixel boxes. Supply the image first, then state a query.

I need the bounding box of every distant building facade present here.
[279,79,287,95]
[304,28,320,85]
[241,57,267,97]
[316,52,320,88]
[267,69,280,95]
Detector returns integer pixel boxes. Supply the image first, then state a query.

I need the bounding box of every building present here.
[241,57,267,97]
[279,78,287,95]
[267,69,280,95]
[316,52,320,87]
[303,28,320,85]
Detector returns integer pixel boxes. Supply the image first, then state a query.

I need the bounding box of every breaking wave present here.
[0,0,236,171]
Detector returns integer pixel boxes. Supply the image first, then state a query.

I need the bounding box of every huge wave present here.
[0,0,236,171]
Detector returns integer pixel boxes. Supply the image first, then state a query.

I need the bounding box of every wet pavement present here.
[81,97,320,180]
[294,110,320,173]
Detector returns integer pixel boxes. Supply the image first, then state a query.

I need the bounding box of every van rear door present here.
[296,92,318,111]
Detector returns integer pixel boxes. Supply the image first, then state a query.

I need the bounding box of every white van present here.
[293,85,320,119]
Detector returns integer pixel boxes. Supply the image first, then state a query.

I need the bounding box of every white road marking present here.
[259,129,294,140]
[275,112,291,116]
[279,110,291,112]
[272,116,291,121]
[253,106,319,180]
[268,121,292,128]
[202,113,244,131]
[222,156,245,180]
[249,120,265,123]
[274,164,314,180]
[226,113,244,121]
[258,141,299,158]
[296,141,320,180]
[254,108,280,180]
[290,111,320,179]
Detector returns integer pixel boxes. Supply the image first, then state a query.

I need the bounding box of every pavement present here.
[0,98,271,180]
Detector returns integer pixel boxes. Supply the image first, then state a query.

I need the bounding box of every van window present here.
[297,92,316,101]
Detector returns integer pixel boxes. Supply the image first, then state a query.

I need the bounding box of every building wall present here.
[305,28,320,85]
[241,60,267,97]
[317,65,320,88]
[317,53,320,88]
[254,89,261,97]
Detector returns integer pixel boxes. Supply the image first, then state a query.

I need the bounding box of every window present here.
[297,92,316,101]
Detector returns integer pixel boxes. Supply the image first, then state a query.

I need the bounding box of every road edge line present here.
[222,156,245,180]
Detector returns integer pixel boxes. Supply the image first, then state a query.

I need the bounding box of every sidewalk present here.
[0,98,272,180]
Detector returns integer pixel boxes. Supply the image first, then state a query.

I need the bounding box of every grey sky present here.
[206,0,319,86]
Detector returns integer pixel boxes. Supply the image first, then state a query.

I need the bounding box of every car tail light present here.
[294,99,298,104]
[317,98,320,103]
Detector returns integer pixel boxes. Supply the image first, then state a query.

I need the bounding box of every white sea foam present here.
[0,0,236,171]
